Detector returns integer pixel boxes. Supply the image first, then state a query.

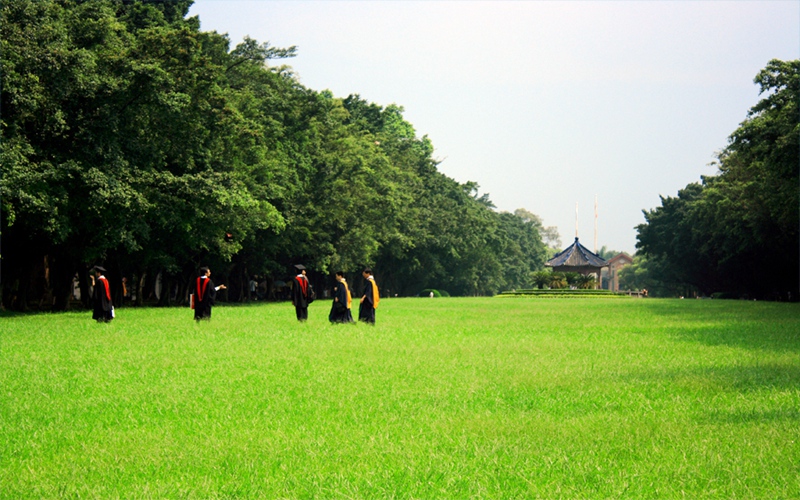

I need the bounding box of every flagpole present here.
[594,195,598,253]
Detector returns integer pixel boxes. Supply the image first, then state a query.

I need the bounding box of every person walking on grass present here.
[359,268,379,325]
[291,264,314,321]
[91,266,114,323]
[329,271,354,324]
[194,266,225,321]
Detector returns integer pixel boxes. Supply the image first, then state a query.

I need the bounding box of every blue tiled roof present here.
[546,237,609,268]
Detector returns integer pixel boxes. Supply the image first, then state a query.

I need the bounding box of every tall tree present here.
[636,59,799,299]
[1,0,551,308]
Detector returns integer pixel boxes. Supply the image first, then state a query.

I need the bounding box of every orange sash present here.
[369,277,379,309]
[342,280,352,309]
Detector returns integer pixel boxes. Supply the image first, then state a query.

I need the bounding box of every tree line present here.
[621,59,799,300]
[1,0,556,310]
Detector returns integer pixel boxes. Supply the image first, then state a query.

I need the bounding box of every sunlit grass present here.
[2,298,799,498]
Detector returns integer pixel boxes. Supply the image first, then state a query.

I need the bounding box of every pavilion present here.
[545,237,609,289]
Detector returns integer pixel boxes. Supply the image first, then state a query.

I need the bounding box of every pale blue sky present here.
[188,0,799,254]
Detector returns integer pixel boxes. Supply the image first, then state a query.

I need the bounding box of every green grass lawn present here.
[2,298,799,498]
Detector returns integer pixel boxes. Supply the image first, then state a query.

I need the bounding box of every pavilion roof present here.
[546,237,609,269]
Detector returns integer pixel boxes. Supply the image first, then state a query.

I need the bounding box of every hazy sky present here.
[188,0,799,254]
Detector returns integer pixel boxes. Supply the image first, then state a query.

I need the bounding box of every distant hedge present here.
[497,289,632,298]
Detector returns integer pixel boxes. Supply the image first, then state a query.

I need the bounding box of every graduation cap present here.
[93,265,107,272]
[294,264,306,271]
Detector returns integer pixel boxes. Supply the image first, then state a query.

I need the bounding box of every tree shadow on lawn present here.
[700,407,800,424]
[622,363,800,424]
[639,300,800,354]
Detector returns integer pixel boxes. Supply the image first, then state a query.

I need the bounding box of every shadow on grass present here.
[0,308,65,318]
[625,363,800,393]
[640,299,800,354]
[480,361,800,424]
[621,363,800,424]
[0,300,290,318]
[700,407,800,424]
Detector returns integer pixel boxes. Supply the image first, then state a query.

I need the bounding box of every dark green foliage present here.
[636,59,799,300]
[1,0,549,309]
[496,289,630,298]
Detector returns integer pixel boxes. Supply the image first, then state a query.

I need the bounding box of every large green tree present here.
[1,0,550,309]
[636,59,799,299]
[1,0,286,307]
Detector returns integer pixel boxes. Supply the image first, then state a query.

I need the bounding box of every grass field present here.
[2,298,799,498]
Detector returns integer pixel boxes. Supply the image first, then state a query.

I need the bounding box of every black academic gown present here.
[359,277,378,324]
[329,280,354,323]
[92,275,114,322]
[292,274,310,321]
[194,276,217,320]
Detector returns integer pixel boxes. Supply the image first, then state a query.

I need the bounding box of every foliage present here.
[618,253,685,298]
[575,273,596,289]
[596,245,623,261]
[548,272,567,289]
[0,0,551,308]
[636,59,799,299]
[497,288,627,297]
[564,272,581,287]
[531,270,551,289]
[514,208,561,249]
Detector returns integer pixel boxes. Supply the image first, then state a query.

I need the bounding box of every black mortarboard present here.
[294,264,306,270]
[93,265,107,272]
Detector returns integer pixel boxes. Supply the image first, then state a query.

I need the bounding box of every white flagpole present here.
[575,202,579,239]
[594,195,598,253]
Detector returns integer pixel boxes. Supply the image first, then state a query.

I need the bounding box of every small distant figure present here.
[429,291,434,298]
[359,268,379,325]
[329,271,354,324]
[249,276,258,301]
[91,266,114,323]
[194,266,225,321]
[292,264,313,321]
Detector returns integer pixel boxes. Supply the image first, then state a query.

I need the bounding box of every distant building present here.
[603,253,634,291]
[546,237,609,289]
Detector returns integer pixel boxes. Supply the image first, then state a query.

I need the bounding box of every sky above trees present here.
[188,0,799,253]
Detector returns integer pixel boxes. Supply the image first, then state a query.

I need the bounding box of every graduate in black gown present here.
[91,266,114,323]
[194,267,225,321]
[329,271,354,323]
[358,268,379,325]
[291,264,313,321]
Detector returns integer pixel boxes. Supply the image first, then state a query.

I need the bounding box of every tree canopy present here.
[1,0,551,309]
[634,59,799,299]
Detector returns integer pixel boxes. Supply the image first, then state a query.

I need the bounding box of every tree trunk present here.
[136,272,147,307]
[157,272,172,307]
[50,254,76,311]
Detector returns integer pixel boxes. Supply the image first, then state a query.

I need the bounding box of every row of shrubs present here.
[414,289,631,298]
[496,289,631,298]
